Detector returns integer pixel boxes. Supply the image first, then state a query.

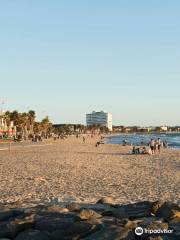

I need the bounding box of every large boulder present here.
[0,209,24,222]
[155,202,180,221]
[50,222,97,240]
[14,230,50,240]
[83,225,135,240]
[35,217,74,232]
[115,201,153,218]
[102,207,128,219]
[0,216,34,238]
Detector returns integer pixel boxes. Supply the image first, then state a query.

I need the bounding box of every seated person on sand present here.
[95,141,101,147]
[95,140,105,147]
[132,146,151,155]
[141,146,151,155]
[132,146,140,154]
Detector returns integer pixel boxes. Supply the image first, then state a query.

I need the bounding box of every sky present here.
[0,1,180,126]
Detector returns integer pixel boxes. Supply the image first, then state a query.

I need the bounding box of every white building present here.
[160,126,168,131]
[86,111,112,131]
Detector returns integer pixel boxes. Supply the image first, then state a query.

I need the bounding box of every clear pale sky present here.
[0,1,180,126]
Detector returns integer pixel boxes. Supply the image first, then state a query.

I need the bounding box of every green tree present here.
[41,116,52,136]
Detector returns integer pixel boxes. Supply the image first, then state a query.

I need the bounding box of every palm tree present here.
[27,110,36,134]
[10,111,19,126]
[40,116,52,137]
[34,122,42,134]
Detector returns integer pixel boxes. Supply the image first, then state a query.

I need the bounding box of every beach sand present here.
[0,136,179,206]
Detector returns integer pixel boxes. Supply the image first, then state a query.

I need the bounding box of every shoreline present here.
[105,133,180,150]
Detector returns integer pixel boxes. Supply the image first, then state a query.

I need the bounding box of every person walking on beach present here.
[150,139,155,154]
[83,136,86,143]
[157,138,161,153]
[163,140,168,148]
[154,139,158,153]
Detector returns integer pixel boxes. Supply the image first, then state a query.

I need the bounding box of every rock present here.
[12,216,34,233]
[0,211,15,222]
[115,201,153,218]
[147,237,163,240]
[169,222,180,237]
[119,228,135,240]
[101,216,119,226]
[139,222,169,239]
[102,208,128,219]
[124,220,138,230]
[97,197,116,206]
[0,200,179,240]
[0,209,23,221]
[151,201,164,215]
[147,222,169,231]
[170,217,180,224]
[0,238,11,240]
[173,212,180,218]
[14,229,50,240]
[86,217,102,225]
[0,239,11,240]
[155,202,180,221]
[83,225,135,240]
[47,205,69,213]
[128,201,153,218]
[50,222,96,240]
[79,209,102,220]
[74,203,114,212]
[66,202,80,212]
[0,222,15,238]
[34,213,76,232]
[0,216,34,238]
[136,217,163,226]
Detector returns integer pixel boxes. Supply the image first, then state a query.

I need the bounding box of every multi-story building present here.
[86,111,112,131]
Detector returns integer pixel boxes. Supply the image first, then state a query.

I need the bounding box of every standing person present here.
[123,139,127,146]
[150,139,155,154]
[157,138,161,153]
[83,136,85,143]
[163,140,168,148]
[154,139,158,153]
[141,139,144,146]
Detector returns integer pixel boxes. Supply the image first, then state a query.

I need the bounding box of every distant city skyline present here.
[0,1,180,126]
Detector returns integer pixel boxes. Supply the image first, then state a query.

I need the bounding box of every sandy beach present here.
[0,136,179,207]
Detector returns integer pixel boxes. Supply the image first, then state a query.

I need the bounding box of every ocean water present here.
[107,133,180,149]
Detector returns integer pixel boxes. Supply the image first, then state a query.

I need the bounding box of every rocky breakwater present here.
[0,197,179,240]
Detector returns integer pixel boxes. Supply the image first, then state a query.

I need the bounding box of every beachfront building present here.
[86,111,113,131]
[160,126,168,132]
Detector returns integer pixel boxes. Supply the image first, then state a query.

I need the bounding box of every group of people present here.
[149,138,168,154]
[132,138,168,155]
[149,138,161,154]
